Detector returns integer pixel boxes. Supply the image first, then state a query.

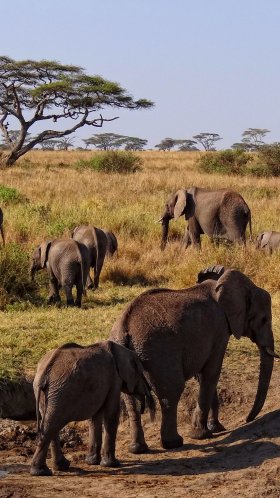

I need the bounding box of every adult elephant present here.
[158,187,252,250]
[0,207,5,245]
[256,231,280,254]
[30,238,90,307]
[72,225,108,289]
[110,265,278,453]
[31,340,155,476]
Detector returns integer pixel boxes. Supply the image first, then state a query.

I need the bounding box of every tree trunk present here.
[0,150,19,167]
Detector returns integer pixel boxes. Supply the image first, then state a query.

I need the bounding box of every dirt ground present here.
[1,361,280,498]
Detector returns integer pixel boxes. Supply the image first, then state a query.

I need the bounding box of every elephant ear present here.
[197,265,226,284]
[71,226,79,238]
[174,189,187,221]
[214,269,250,339]
[40,240,52,268]
[259,231,272,249]
[109,341,142,394]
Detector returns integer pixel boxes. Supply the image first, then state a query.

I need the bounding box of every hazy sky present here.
[1,0,280,148]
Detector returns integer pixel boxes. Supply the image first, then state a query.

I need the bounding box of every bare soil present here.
[1,361,280,498]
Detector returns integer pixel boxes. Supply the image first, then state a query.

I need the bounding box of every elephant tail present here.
[76,244,87,295]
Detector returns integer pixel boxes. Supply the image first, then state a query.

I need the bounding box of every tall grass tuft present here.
[74,151,142,173]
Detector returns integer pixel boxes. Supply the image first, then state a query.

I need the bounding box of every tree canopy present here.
[0,56,153,166]
[192,133,222,151]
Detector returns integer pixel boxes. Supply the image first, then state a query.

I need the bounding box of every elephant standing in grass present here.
[158,187,252,250]
[30,238,90,307]
[0,208,5,245]
[256,231,280,254]
[30,340,155,476]
[72,225,108,289]
[110,265,277,453]
[103,229,118,257]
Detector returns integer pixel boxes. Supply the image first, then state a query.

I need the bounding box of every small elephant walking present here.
[158,187,252,250]
[30,340,155,476]
[110,265,277,453]
[30,238,90,307]
[256,231,280,254]
[0,207,5,246]
[71,225,108,289]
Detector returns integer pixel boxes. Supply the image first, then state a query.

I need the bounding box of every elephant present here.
[30,238,90,307]
[0,207,5,246]
[103,229,118,257]
[110,265,278,453]
[71,225,108,289]
[157,187,252,250]
[30,340,155,476]
[256,231,280,254]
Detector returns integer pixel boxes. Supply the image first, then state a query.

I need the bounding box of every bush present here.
[249,143,280,177]
[197,149,251,175]
[75,151,142,173]
[0,185,27,205]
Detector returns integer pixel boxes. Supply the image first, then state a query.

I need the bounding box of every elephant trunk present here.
[246,346,274,422]
[160,218,170,251]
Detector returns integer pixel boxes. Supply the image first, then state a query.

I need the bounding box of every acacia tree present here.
[56,136,76,150]
[192,132,222,151]
[0,56,153,166]
[124,136,147,150]
[241,128,270,150]
[176,139,198,151]
[83,133,126,150]
[155,138,177,151]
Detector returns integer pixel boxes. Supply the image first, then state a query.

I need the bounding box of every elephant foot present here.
[30,465,53,476]
[47,296,61,305]
[85,454,101,465]
[100,456,120,468]
[66,300,75,307]
[52,456,70,471]
[75,301,81,308]
[188,427,212,440]
[161,435,183,450]
[207,420,226,433]
[128,442,149,454]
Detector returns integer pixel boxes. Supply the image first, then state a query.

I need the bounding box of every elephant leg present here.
[51,434,70,471]
[30,433,53,476]
[159,390,184,449]
[75,278,83,308]
[182,225,191,250]
[124,394,149,454]
[188,217,201,248]
[64,284,75,306]
[85,412,103,465]
[93,251,106,289]
[207,389,226,433]
[100,392,120,467]
[47,275,61,304]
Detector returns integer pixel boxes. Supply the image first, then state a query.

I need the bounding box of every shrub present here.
[249,143,280,177]
[0,185,27,205]
[197,149,251,175]
[75,151,142,173]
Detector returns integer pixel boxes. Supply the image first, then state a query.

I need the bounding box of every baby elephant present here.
[30,238,90,307]
[30,341,155,476]
[256,231,280,254]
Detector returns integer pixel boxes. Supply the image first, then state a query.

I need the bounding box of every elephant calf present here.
[256,231,280,254]
[30,238,90,307]
[30,340,155,476]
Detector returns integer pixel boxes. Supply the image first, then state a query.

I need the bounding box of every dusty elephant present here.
[0,207,5,245]
[110,265,278,453]
[157,187,252,250]
[71,225,108,289]
[256,231,280,254]
[30,238,90,307]
[103,229,118,257]
[30,340,155,476]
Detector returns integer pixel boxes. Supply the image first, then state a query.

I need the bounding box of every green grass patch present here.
[74,151,142,173]
[0,185,27,205]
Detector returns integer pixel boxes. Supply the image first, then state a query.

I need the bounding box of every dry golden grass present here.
[0,150,280,378]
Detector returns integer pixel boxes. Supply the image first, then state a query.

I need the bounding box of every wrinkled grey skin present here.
[158,187,252,250]
[0,208,5,246]
[30,340,155,476]
[110,265,277,453]
[256,231,280,255]
[30,238,90,307]
[72,225,108,289]
[103,229,118,257]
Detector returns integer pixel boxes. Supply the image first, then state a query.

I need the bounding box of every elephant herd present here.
[1,186,280,477]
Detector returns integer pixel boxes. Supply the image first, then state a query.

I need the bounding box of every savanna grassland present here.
[1,150,280,498]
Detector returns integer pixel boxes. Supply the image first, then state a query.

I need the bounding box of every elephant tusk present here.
[265,347,280,358]
[155,218,163,224]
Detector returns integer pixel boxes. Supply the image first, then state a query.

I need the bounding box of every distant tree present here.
[83,133,126,150]
[176,139,199,151]
[56,136,76,150]
[192,133,222,151]
[40,140,59,151]
[155,138,177,151]
[241,128,270,150]
[124,136,148,151]
[231,142,251,151]
[0,56,153,167]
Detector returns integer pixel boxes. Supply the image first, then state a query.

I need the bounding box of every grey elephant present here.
[256,231,280,254]
[30,238,90,307]
[0,207,5,246]
[72,225,108,289]
[157,187,252,250]
[30,340,155,476]
[110,265,278,453]
[103,229,118,257]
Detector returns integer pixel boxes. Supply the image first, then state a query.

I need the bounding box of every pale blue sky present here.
[1,0,280,148]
